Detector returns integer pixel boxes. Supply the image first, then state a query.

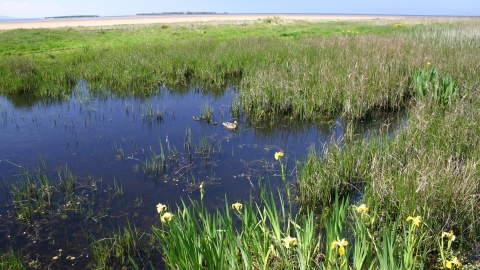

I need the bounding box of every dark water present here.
[0,81,406,268]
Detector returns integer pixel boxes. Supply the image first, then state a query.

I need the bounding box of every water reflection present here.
[0,80,405,268]
[5,93,66,108]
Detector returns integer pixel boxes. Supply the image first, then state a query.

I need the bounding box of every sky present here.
[0,0,479,19]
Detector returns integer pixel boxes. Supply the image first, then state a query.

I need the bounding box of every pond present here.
[0,80,406,268]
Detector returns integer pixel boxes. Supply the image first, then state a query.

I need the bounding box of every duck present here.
[222,120,238,130]
[192,116,200,121]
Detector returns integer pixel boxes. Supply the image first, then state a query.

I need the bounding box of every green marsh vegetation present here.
[0,18,420,100]
[1,17,480,268]
[153,187,448,269]
[89,221,150,269]
[0,249,25,270]
[1,18,479,120]
[0,159,160,269]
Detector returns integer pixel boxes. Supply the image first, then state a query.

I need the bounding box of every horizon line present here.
[2,12,479,20]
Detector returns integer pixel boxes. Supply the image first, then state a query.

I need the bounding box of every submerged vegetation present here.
[1,16,480,268]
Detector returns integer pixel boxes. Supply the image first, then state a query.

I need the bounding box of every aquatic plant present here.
[0,249,25,270]
[412,65,461,106]
[142,148,166,177]
[200,101,214,123]
[152,188,460,269]
[90,222,148,269]
[8,162,56,220]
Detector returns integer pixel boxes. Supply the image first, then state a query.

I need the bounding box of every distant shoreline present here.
[0,13,477,30]
[136,12,224,16]
[44,15,100,19]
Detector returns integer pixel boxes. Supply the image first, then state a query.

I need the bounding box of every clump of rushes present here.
[142,148,165,177]
[298,95,480,251]
[297,137,377,206]
[90,222,148,269]
[4,160,90,222]
[200,102,214,123]
[58,164,76,200]
[0,249,25,269]
[8,162,56,220]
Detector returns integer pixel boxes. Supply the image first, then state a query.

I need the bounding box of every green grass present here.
[0,249,25,270]
[200,101,214,123]
[90,222,149,269]
[297,92,480,250]
[1,18,479,121]
[0,20,406,55]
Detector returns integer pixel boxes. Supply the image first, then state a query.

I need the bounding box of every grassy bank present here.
[0,19,401,55]
[298,91,480,253]
[4,18,479,120]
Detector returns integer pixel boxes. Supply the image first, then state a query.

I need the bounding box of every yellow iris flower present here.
[331,238,348,255]
[406,215,422,227]
[274,151,284,160]
[161,212,173,222]
[442,230,456,242]
[156,203,167,214]
[284,236,297,248]
[354,204,368,214]
[232,202,243,211]
[446,256,462,269]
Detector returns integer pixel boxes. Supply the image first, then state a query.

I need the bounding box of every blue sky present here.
[1,0,479,18]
